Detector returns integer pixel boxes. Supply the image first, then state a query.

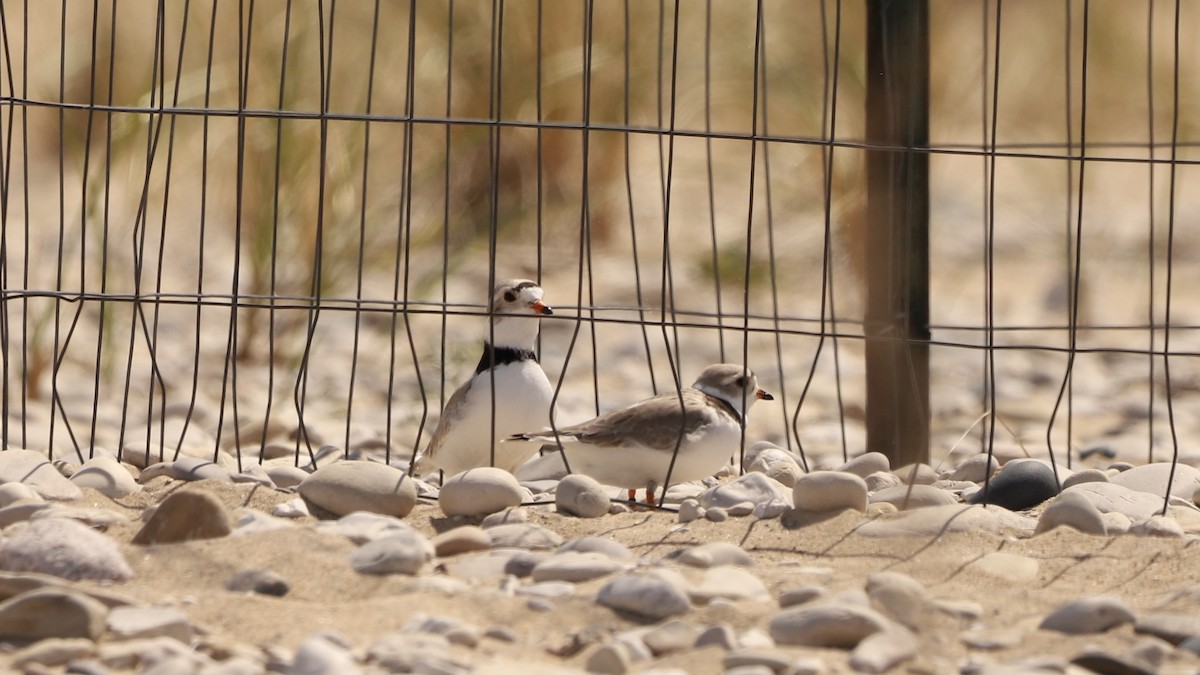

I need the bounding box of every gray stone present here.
[850,626,918,673]
[586,642,631,675]
[694,624,738,650]
[169,456,235,482]
[272,498,310,519]
[227,569,290,597]
[481,507,528,528]
[723,650,793,672]
[439,467,524,518]
[596,573,691,620]
[1039,596,1136,634]
[1135,613,1200,645]
[968,459,1061,510]
[792,471,868,513]
[298,460,418,518]
[0,518,132,582]
[642,620,698,656]
[348,530,434,575]
[485,523,563,550]
[0,588,108,640]
[69,456,141,498]
[287,634,361,675]
[106,606,193,643]
[1037,490,1107,535]
[769,603,892,647]
[865,471,902,492]
[133,491,231,545]
[778,586,828,608]
[531,552,624,583]
[1131,515,1185,538]
[316,511,418,544]
[558,537,633,561]
[1110,462,1200,500]
[556,473,611,518]
[0,450,83,500]
[892,463,938,485]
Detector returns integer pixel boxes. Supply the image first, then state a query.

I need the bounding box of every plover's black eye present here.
[735,375,748,388]
[503,291,517,303]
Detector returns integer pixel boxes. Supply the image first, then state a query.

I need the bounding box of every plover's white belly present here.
[563,421,740,489]
[439,361,554,476]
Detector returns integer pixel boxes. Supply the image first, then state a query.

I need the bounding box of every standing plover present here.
[413,279,555,478]
[508,363,773,505]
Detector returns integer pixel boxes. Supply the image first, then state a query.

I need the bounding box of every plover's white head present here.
[485,279,552,349]
[691,363,773,423]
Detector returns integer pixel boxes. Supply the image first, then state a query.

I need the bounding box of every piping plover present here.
[507,363,773,506]
[412,279,555,478]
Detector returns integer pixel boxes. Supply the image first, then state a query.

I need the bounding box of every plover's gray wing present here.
[544,389,731,451]
[414,376,476,472]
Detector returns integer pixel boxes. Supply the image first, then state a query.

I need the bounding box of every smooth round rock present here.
[865,471,902,492]
[837,452,890,478]
[891,463,938,486]
[690,566,769,603]
[1037,490,1107,535]
[676,542,754,568]
[556,473,611,519]
[106,606,193,642]
[769,603,893,647]
[596,573,691,620]
[68,456,141,499]
[133,491,231,545]
[1063,482,1166,521]
[678,499,705,523]
[0,450,83,501]
[1111,463,1200,500]
[698,473,792,511]
[1062,468,1110,489]
[949,454,998,483]
[439,467,524,518]
[746,448,804,488]
[289,634,360,674]
[227,569,290,596]
[0,588,108,641]
[1039,596,1136,634]
[792,471,868,513]
[968,459,1061,510]
[0,482,43,508]
[349,530,434,575]
[298,460,418,518]
[642,620,699,656]
[169,456,235,482]
[0,517,132,582]
[869,484,957,510]
[866,572,928,629]
[432,526,492,557]
[850,626,919,673]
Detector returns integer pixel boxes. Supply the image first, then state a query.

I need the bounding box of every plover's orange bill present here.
[507,363,773,506]
[412,279,555,479]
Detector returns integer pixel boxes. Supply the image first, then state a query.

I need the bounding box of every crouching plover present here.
[412,279,556,478]
[507,363,773,506]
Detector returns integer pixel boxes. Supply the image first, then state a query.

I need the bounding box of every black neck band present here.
[704,393,743,426]
[474,344,538,374]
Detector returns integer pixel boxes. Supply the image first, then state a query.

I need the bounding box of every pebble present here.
[265,465,310,489]
[1062,468,1110,488]
[950,453,998,483]
[485,523,563,550]
[9,638,95,669]
[849,626,919,673]
[107,606,194,643]
[1037,490,1108,535]
[704,506,729,522]
[677,499,705,523]
[439,467,525,518]
[586,642,632,675]
[556,473,612,518]
[596,573,691,620]
[694,624,738,650]
[1070,651,1157,675]
[481,507,528,528]
[864,471,902,492]
[318,511,420,544]
[297,460,418,518]
[869,484,957,510]
[837,452,890,477]
[368,633,467,674]
[232,509,294,536]
[642,620,698,656]
[791,471,868,513]
[675,541,754,568]
[1039,596,1136,634]
[348,530,434,575]
[778,586,828,608]
[133,490,232,545]
[169,456,235,482]
[1110,462,1200,499]
[227,569,290,596]
[723,650,793,673]
[892,463,939,485]
[0,450,83,500]
[531,552,624,583]
[769,603,892,647]
[0,482,43,507]
[1134,612,1200,645]
[1131,515,1184,538]
[287,634,361,674]
[0,517,133,582]
[865,572,928,630]
[69,456,141,498]
[0,588,108,640]
[432,526,492,557]
[968,459,1061,510]
[558,537,633,561]
[690,566,769,603]
[515,581,575,599]
[745,447,804,488]
[697,473,792,511]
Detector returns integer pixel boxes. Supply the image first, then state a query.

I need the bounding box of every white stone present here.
[556,473,611,518]
[676,542,753,568]
[1063,482,1167,521]
[1037,490,1107,535]
[690,566,769,603]
[1131,515,1185,538]
[868,484,957,510]
[531,552,624,583]
[1062,468,1109,489]
[272,498,310,519]
[107,606,193,643]
[0,518,132,582]
[485,523,563,550]
[348,530,434,575]
[697,473,792,511]
[288,634,361,674]
[837,452,890,477]
[865,572,928,630]
[746,448,804,488]
[0,482,43,508]
[68,456,141,498]
[864,471,902,492]
[1110,462,1200,500]
[558,537,633,561]
[949,454,998,483]
[0,450,83,501]
[849,626,918,673]
[792,471,868,513]
[678,499,704,523]
[1039,596,1136,634]
[439,467,524,518]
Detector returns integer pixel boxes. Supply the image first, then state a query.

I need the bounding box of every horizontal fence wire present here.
[0,1,1195,492]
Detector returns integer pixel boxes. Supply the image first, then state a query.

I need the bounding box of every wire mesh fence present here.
[1,1,1198,498]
